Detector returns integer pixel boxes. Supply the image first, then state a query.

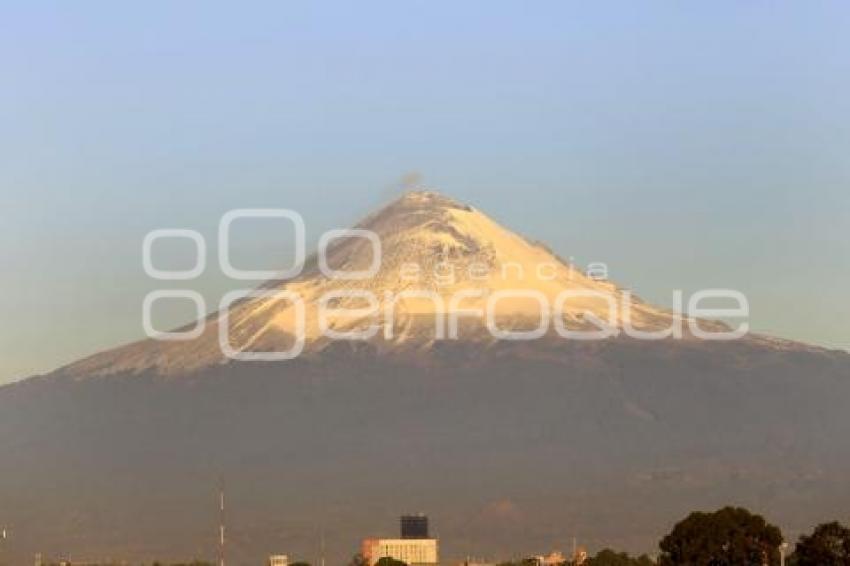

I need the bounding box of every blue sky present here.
[1,1,849,382]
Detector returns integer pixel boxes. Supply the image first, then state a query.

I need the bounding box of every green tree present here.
[658,506,783,566]
[585,548,655,566]
[375,558,407,566]
[290,562,312,566]
[793,521,850,565]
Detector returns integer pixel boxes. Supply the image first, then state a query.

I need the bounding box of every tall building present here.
[269,555,289,566]
[401,515,429,539]
[362,515,438,566]
[361,538,438,566]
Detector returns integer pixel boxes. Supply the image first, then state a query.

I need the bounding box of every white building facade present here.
[362,538,439,566]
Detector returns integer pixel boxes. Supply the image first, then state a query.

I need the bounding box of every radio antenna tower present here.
[218,479,226,566]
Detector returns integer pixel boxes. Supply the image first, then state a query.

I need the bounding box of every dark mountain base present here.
[2,339,849,564]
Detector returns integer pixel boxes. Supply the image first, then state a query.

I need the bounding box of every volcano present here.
[1,191,849,564]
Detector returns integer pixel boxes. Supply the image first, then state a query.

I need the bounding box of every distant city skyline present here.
[2,1,849,383]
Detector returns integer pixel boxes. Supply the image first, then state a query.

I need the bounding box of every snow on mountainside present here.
[63,191,791,378]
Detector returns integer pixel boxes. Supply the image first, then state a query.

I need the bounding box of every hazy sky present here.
[2,1,849,383]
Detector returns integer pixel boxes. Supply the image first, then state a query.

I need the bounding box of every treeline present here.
[657,507,850,566]
[38,507,850,566]
[479,506,850,566]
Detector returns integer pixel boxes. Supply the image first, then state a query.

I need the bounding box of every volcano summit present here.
[72,191,746,375]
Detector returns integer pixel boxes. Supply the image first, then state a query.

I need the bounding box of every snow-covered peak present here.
[65,191,699,376]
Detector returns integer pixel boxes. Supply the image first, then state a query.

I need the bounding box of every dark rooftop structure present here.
[400,514,429,539]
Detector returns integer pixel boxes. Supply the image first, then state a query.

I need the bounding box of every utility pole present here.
[219,481,226,566]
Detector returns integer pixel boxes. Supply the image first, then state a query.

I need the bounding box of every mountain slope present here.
[1,191,848,565]
[66,191,731,378]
